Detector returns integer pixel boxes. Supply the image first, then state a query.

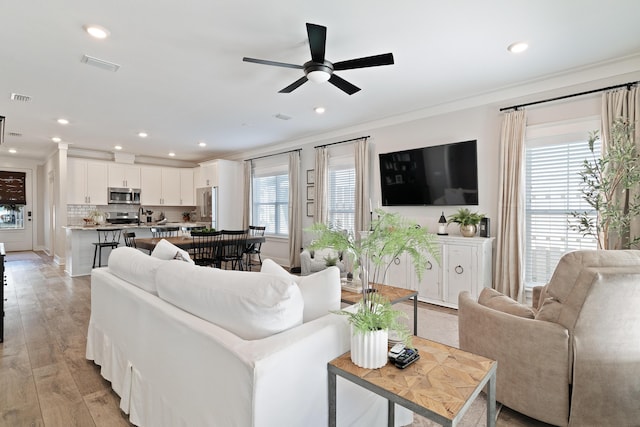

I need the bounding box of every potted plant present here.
[182,211,191,222]
[571,119,640,249]
[447,208,485,237]
[307,209,439,368]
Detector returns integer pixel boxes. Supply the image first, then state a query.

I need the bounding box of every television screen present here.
[379,140,478,206]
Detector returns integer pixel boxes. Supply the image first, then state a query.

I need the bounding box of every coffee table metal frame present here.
[327,336,497,427]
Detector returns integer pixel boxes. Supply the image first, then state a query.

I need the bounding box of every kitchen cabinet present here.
[197,162,218,187]
[108,164,141,188]
[68,158,108,205]
[140,167,194,206]
[385,236,493,309]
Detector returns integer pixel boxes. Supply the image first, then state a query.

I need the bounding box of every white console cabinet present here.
[385,236,493,309]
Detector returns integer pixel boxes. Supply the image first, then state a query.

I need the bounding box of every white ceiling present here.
[1,0,640,163]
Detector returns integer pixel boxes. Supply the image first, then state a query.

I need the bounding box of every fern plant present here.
[307,209,439,341]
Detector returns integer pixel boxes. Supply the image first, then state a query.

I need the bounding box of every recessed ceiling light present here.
[314,106,326,114]
[51,136,62,142]
[84,25,110,39]
[507,41,528,53]
[114,145,122,150]
[138,132,148,138]
[8,148,17,154]
[168,152,176,157]
[57,118,69,125]
[198,141,207,147]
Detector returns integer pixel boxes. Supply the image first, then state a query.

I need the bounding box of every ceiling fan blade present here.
[333,53,395,71]
[243,57,303,70]
[279,76,308,93]
[328,74,360,95]
[306,23,326,63]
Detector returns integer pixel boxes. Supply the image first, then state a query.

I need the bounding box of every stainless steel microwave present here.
[108,187,141,205]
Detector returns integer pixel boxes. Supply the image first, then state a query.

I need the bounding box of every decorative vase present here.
[460,224,477,237]
[350,325,389,369]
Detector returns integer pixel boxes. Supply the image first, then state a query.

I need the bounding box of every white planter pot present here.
[350,326,388,369]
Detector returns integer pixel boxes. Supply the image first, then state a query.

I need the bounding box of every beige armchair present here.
[458,250,640,426]
[300,248,345,276]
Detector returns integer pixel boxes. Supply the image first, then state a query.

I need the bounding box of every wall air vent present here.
[81,54,120,72]
[10,93,31,102]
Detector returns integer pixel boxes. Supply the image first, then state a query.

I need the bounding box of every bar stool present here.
[92,228,122,268]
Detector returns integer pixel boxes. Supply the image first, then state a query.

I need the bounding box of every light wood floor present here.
[0,251,547,427]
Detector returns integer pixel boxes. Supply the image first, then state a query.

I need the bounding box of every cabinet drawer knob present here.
[394,257,400,265]
[426,261,433,270]
[455,265,464,274]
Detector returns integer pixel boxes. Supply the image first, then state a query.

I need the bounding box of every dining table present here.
[134,235,266,252]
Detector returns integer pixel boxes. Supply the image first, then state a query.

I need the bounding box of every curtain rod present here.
[499,80,639,112]
[314,135,370,149]
[245,148,301,162]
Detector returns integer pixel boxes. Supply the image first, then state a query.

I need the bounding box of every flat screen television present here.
[379,140,478,206]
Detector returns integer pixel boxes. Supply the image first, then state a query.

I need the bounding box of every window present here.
[0,205,25,230]
[0,170,26,230]
[524,124,600,287]
[327,155,355,235]
[252,162,289,236]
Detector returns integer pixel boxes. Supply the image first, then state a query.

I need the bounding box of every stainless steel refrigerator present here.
[196,187,217,230]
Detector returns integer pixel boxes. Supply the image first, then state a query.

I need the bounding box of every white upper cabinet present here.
[140,167,194,206]
[180,169,194,206]
[68,158,108,205]
[108,164,141,188]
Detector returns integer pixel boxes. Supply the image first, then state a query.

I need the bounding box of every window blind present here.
[251,160,289,236]
[524,140,599,286]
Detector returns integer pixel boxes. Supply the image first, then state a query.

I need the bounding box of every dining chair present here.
[151,226,180,238]
[123,231,137,248]
[191,230,223,267]
[92,228,122,268]
[244,225,266,271]
[220,229,249,271]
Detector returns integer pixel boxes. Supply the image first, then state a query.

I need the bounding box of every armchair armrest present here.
[458,291,571,426]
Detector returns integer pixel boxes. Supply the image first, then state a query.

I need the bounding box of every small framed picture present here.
[306,169,315,184]
[307,201,314,217]
[307,185,314,201]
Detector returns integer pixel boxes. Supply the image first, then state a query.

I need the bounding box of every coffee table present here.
[341,283,419,335]
[328,336,497,427]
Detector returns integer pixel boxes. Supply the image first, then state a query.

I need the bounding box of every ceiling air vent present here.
[275,113,292,121]
[10,93,31,102]
[81,54,120,72]
[8,132,22,137]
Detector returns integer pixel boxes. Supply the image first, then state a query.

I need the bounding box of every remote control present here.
[394,348,420,369]
[388,343,405,360]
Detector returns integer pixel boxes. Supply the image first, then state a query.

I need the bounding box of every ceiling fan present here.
[243,23,394,95]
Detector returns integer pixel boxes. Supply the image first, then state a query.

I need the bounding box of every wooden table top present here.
[328,336,496,423]
[134,235,265,251]
[341,283,418,305]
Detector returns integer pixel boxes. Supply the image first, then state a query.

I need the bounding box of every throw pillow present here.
[108,246,167,294]
[261,258,341,322]
[151,239,194,264]
[155,262,303,340]
[478,288,536,319]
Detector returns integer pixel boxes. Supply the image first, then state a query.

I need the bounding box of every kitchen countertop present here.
[64,222,208,230]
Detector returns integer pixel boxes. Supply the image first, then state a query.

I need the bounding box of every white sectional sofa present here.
[86,245,412,427]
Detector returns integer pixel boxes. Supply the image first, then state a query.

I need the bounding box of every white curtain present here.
[494,109,527,301]
[313,146,328,224]
[602,86,640,246]
[242,161,251,229]
[288,151,302,269]
[354,138,369,233]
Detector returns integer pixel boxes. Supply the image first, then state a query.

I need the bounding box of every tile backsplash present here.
[67,204,196,225]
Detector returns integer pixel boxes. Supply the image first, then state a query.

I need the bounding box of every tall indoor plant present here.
[307,209,439,368]
[571,119,640,249]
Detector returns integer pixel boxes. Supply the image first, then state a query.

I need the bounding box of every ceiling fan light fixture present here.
[306,70,331,83]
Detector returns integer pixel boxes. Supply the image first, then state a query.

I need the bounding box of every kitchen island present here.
[63,222,207,276]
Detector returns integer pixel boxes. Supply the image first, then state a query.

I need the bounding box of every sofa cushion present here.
[151,238,194,264]
[155,261,303,340]
[261,258,341,322]
[313,248,341,262]
[108,246,167,294]
[478,288,535,319]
